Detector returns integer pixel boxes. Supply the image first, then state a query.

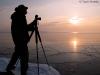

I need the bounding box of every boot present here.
[6,65,16,71]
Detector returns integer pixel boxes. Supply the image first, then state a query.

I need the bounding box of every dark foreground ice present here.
[0,58,60,75]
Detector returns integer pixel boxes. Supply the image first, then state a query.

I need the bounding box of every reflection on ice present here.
[71,37,78,52]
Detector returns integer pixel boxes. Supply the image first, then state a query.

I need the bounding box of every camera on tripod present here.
[35,15,41,21]
[29,14,49,75]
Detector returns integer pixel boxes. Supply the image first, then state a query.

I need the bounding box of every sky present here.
[0,0,100,33]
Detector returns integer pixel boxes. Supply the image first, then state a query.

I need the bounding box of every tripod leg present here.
[29,30,34,41]
[36,30,49,65]
[35,31,39,75]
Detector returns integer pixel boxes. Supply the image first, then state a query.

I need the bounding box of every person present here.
[6,5,34,75]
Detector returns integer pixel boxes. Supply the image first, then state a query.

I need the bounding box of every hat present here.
[15,5,28,11]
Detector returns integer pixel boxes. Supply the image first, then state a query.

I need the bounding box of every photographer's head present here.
[15,5,28,15]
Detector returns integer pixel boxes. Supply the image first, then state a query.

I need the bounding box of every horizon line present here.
[0,31,100,34]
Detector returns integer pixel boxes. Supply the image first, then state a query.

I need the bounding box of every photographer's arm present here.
[27,20,37,43]
[27,22,35,31]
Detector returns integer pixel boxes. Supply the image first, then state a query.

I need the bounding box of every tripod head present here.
[35,15,41,21]
[33,14,41,28]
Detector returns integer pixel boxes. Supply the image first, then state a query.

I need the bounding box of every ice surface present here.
[0,58,60,75]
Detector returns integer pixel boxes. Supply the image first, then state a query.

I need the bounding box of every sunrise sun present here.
[69,16,82,25]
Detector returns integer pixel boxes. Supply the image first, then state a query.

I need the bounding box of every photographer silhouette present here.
[6,5,35,75]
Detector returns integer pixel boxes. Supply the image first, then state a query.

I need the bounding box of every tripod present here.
[29,16,49,75]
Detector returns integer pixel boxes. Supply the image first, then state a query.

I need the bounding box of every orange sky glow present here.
[0,0,100,33]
